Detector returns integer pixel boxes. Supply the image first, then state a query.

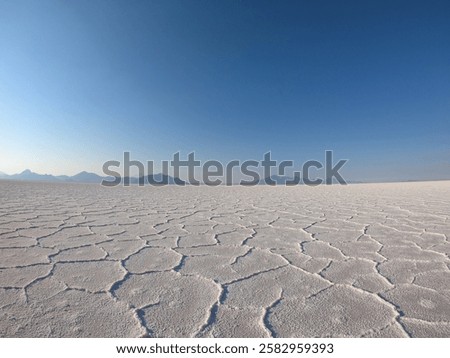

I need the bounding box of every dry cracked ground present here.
[0,180,450,338]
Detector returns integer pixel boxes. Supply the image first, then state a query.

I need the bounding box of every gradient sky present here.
[1,0,449,181]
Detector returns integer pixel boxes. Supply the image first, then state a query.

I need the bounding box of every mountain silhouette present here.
[0,169,183,185]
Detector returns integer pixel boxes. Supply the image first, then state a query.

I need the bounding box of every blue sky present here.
[1,0,449,181]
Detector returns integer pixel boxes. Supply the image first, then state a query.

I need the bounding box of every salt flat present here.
[0,180,449,337]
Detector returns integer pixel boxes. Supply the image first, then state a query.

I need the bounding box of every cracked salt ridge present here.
[1,181,450,337]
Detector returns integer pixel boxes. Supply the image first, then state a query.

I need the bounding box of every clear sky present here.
[1,0,449,181]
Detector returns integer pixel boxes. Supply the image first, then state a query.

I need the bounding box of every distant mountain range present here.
[0,169,107,183]
[0,169,184,185]
[0,169,361,185]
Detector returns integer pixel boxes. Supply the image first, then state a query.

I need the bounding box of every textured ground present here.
[0,180,449,338]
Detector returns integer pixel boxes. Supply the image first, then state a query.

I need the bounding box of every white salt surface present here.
[0,181,449,337]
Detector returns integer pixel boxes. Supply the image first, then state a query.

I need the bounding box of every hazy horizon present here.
[1,1,449,182]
